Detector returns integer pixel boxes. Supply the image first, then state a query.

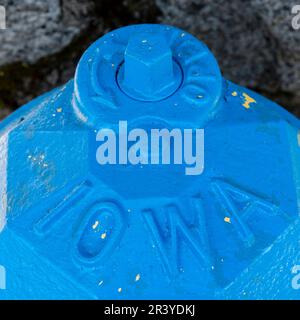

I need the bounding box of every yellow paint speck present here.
[242,93,256,109]
[92,221,99,230]
[56,108,62,113]
[118,287,122,293]
[135,274,141,282]
[231,91,238,97]
[224,217,231,224]
[101,232,107,239]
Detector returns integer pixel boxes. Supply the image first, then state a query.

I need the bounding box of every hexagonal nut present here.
[123,32,174,95]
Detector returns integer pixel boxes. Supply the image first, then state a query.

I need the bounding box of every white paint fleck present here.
[135,274,141,282]
[92,220,99,230]
[224,217,231,223]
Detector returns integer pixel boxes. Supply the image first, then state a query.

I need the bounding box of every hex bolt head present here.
[123,32,175,97]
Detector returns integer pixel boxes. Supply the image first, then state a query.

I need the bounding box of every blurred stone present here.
[0,0,95,65]
[0,106,10,119]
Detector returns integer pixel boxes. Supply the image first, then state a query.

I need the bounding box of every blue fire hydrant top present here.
[0,24,300,300]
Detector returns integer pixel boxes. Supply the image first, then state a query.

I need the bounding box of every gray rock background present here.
[0,0,95,65]
[0,0,299,119]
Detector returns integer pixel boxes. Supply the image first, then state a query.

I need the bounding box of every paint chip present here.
[242,93,256,109]
[118,287,122,293]
[231,91,238,97]
[224,217,231,223]
[92,221,99,230]
[56,107,62,113]
[135,274,141,282]
[98,280,104,286]
[101,232,107,239]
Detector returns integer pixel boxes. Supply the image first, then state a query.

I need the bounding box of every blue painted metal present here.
[0,24,300,300]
